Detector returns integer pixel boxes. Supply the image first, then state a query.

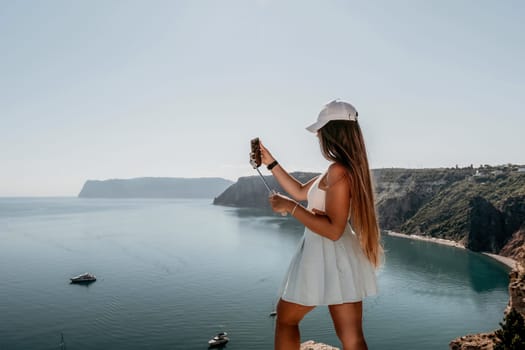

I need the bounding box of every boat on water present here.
[208,332,229,347]
[70,273,96,284]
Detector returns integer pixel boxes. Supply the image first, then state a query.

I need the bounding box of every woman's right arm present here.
[259,141,318,201]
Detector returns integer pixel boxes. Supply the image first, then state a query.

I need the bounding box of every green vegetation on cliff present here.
[373,167,474,230]
[494,308,525,350]
[401,172,525,252]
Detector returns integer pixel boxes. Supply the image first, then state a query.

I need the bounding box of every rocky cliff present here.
[78,177,234,198]
[401,172,525,254]
[449,249,525,350]
[376,169,525,350]
[373,168,473,230]
[213,172,319,208]
[500,227,525,263]
[502,228,525,321]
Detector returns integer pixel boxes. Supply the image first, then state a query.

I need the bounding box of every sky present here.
[1,0,524,196]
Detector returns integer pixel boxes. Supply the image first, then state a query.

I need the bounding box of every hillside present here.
[373,167,474,230]
[213,172,319,208]
[401,172,525,253]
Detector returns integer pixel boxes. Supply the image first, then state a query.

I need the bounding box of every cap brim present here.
[305,120,325,133]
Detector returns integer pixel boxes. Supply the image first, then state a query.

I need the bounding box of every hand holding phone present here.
[249,137,287,216]
[250,137,262,168]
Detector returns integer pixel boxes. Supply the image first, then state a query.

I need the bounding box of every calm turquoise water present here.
[0,198,510,350]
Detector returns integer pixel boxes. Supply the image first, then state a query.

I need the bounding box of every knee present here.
[275,307,302,327]
[276,313,300,327]
[275,298,314,327]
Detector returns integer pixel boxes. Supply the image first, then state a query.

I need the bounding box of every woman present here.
[261,100,383,350]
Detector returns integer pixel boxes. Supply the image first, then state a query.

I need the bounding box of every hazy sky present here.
[1,0,524,196]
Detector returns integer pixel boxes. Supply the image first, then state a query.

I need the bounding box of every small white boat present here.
[208,332,229,347]
[70,272,96,284]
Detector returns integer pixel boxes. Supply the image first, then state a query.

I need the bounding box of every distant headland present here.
[78,177,234,199]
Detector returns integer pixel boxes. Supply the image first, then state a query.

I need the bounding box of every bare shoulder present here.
[326,163,349,186]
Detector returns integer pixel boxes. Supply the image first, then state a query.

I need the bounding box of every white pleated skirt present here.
[278,224,378,306]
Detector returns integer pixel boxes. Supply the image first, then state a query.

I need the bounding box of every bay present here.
[0,198,509,349]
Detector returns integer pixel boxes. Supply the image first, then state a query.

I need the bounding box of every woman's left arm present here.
[269,163,351,241]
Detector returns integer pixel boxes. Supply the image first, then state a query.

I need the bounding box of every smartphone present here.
[250,137,262,168]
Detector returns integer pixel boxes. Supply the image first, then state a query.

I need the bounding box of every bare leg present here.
[274,298,315,350]
[328,301,368,350]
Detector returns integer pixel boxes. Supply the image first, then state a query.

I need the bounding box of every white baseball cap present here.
[306,100,358,133]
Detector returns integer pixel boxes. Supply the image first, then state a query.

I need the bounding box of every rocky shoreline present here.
[450,254,524,349]
[384,230,517,269]
[385,229,525,349]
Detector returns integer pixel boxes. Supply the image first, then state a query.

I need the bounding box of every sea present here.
[0,197,510,350]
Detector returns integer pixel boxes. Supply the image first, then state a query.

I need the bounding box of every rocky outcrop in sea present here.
[213,171,319,208]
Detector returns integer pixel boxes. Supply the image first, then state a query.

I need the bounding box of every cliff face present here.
[449,332,500,350]
[400,173,525,254]
[500,227,525,264]
[504,229,525,320]
[450,234,525,350]
[502,197,525,240]
[508,266,525,319]
[212,172,319,208]
[467,196,506,252]
[78,177,234,198]
[466,197,525,253]
[373,168,473,230]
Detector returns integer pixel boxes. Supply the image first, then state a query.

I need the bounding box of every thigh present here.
[328,301,364,336]
[276,298,316,325]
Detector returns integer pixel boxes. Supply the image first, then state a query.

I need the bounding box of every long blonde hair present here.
[318,120,384,268]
